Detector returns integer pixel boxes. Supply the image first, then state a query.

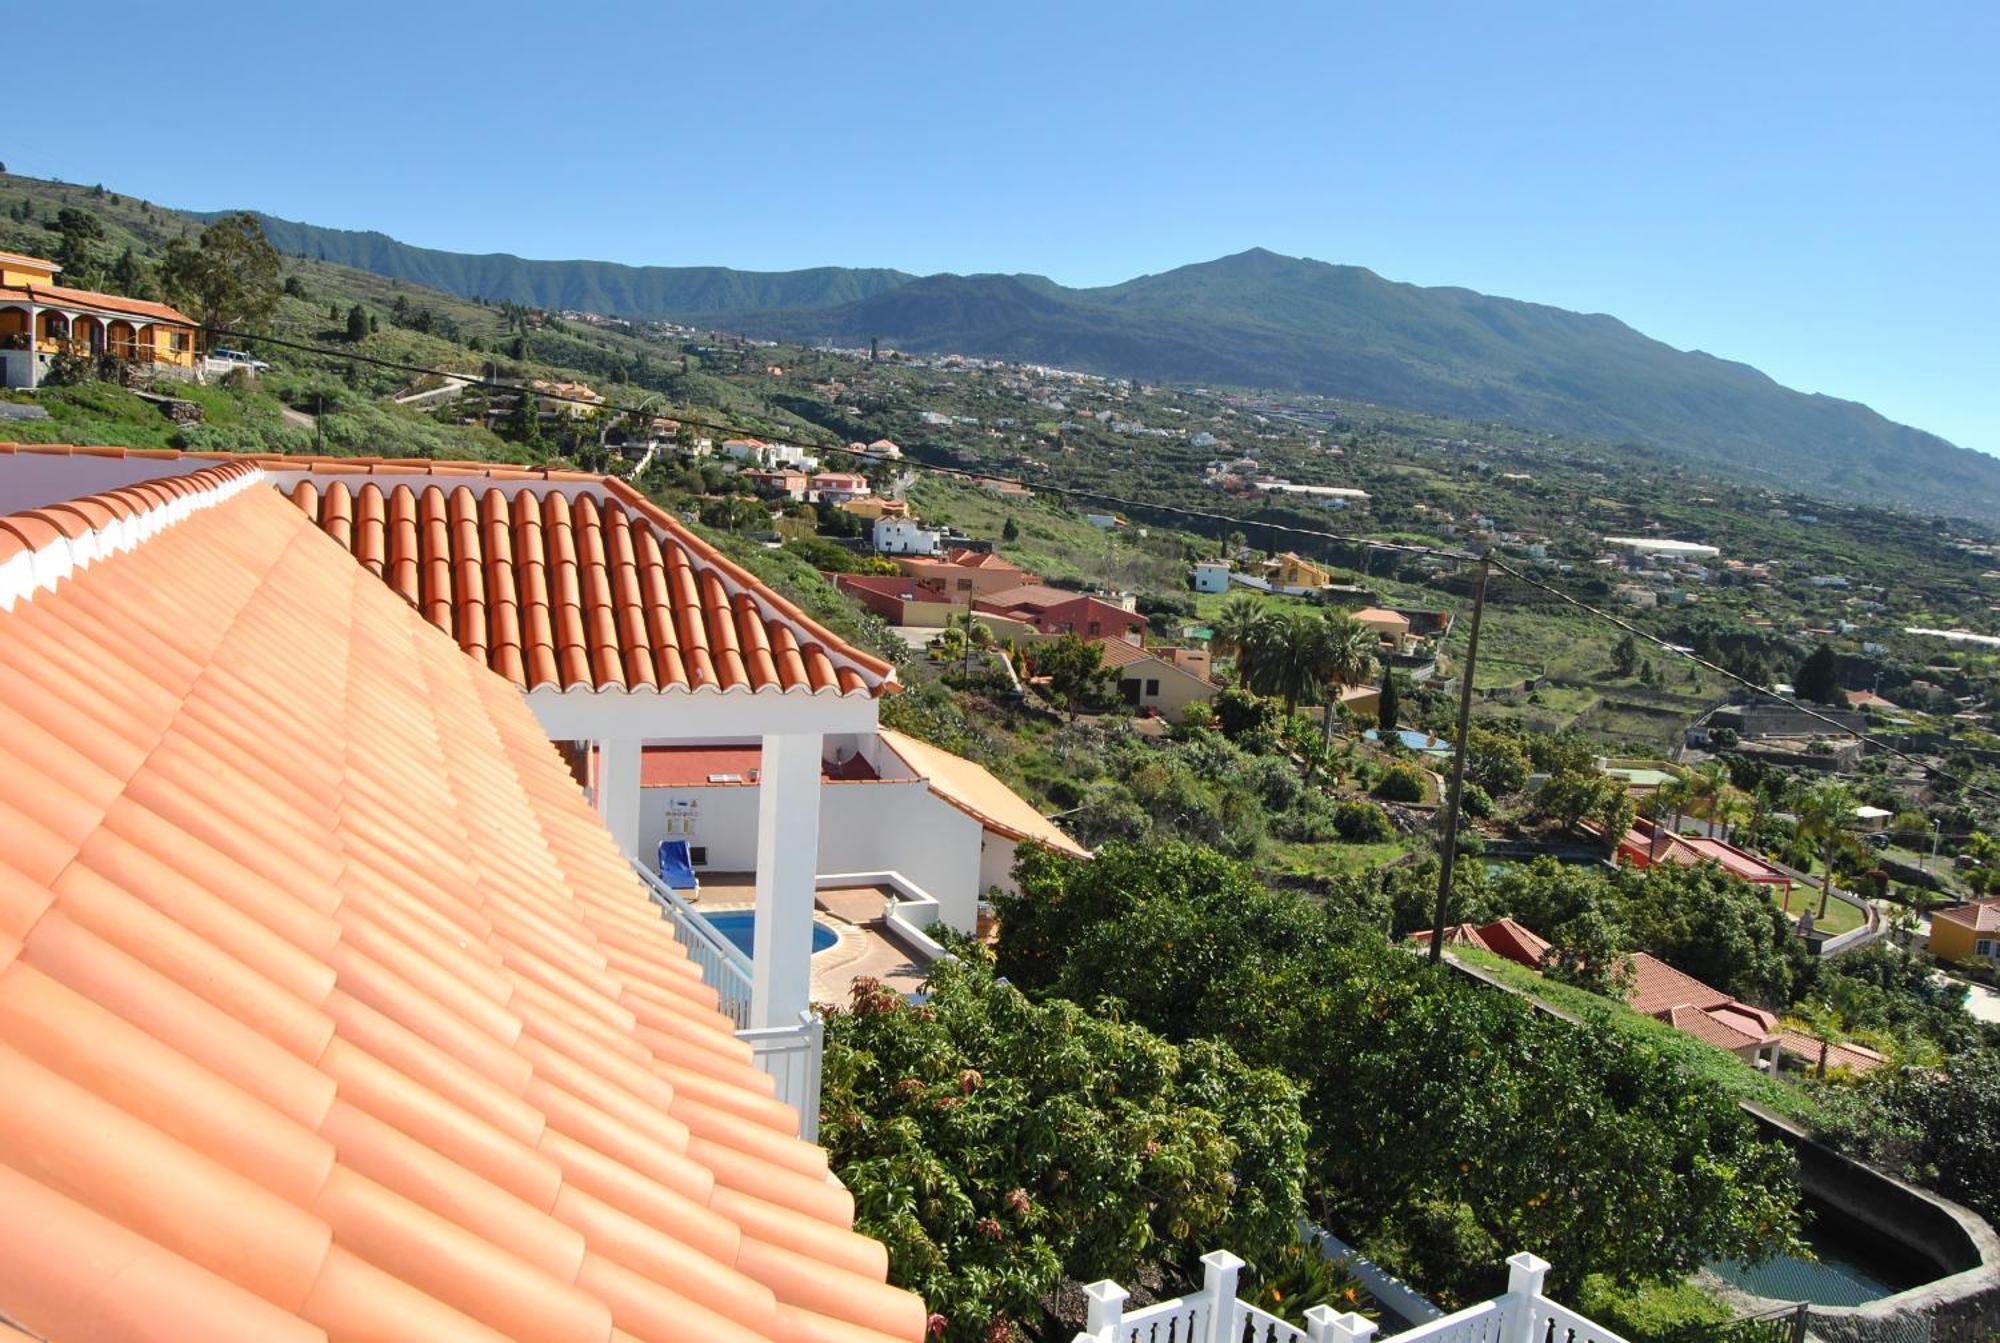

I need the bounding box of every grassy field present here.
[1772,882,1867,935]
[906,477,1187,590]
[1449,945,1819,1124]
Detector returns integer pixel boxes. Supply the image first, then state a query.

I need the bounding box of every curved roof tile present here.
[0,474,924,1343]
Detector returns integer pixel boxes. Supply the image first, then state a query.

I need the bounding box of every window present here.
[957,579,972,591]
[1978,938,1996,959]
[1087,621,1101,635]
[1145,678,1160,697]
[1121,678,1141,706]
[690,846,709,867]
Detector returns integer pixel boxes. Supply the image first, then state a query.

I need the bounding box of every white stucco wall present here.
[638,777,993,932]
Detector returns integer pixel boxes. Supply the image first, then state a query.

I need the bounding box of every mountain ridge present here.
[202,210,2000,519]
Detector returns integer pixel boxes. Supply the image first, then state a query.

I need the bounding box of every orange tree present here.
[996,842,1802,1305]
[819,954,1315,1343]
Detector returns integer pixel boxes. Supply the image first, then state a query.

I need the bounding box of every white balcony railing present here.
[635,862,753,1027]
[634,862,824,1139]
[1075,1252,1626,1343]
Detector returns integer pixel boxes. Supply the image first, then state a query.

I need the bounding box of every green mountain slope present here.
[175,215,1996,519]
[203,211,913,318]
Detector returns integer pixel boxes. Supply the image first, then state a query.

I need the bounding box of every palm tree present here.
[1214,595,1266,676]
[1792,780,1857,921]
[1648,775,1692,860]
[1320,613,1380,745]
[1684,761,1728,830]
[1714,793,1751,847]
[1245,608,1338,717]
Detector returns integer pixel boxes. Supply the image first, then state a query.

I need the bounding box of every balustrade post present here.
[1200,1250,1245,1343]
[1305,1306,1378,1343]
[1083,1279,1128,1339]
[1500,1253,1550,1343]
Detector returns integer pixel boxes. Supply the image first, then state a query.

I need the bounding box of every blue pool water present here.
[1364,728,1454,755]
[703,910,839,958]
[1707,1197,1932,1307]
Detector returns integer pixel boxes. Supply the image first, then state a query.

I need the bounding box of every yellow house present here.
[1097,638,1220,722]
[1350,606,1414,651]
[0,251,201,388]
[838,496,910,522]
[1267,551,1331,589]
[1928,899,1999,966]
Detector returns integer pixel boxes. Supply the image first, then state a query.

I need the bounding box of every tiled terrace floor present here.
[697,873,934,1004]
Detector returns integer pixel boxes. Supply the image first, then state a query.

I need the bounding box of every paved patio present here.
[694,873,935,1005]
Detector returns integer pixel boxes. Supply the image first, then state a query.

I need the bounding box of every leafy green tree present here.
[1321,614,1379,744]
[159,211,281,334]
[1611,632,1640,677]
[1377,663,1400,732]
[1001,514,1020,542]
[53,206,106,288]
[996,843,1802,1303]
[508,386,544,447]
[1244,608,1339,716]
[1795,644,1841,705]
[1465,728,1531,795]
[108,245,152,300]
[1034,634,1115,720]
[346,303,369,342]
[821,955,1312,1343]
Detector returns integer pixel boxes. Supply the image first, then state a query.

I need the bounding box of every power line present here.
[212,324,1993,804]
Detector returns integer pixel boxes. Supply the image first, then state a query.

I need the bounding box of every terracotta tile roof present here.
[1622,951,1734,1017]
[0,469,924,1342]
[878,729,1090,859]
[1775,1029,1887,1074]
[1092,637,1156,669]
[0,281,197,327]
[0,445,898,697]
[1935,898,2000,933]
[973,584,1068,612]
[1660,1005,1767,1051]
[1407,918,1552,971]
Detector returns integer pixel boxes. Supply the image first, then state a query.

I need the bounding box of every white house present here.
[1192,559,1231,593]
[874,515,944,555]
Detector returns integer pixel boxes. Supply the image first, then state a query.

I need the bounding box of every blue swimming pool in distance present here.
[703,910,839,958]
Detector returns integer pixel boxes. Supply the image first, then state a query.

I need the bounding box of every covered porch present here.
[0,298,199,388]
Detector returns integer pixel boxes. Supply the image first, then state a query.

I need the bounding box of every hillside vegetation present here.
[183,214,2000,520]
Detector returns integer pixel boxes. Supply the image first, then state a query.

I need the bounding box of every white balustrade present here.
[1074,1252,1626,1343]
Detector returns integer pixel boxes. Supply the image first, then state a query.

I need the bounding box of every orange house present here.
[0,251,201,388]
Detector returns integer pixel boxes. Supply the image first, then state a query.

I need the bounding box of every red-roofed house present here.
[895,547,1034,597]
[978,588,1147,642]
[1622,952,1780,1066]
[831,571,969,627]
[809,471,870,503]
[1407,918,1553,969]
[1609,816,1794,896]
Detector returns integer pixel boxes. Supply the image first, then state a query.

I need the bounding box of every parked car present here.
[210,347,272,372]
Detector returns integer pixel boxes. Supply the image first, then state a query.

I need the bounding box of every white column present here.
[595,737,643,860]
[1200,1251,1245,1343]
[22,305,38,388]
[750,731,822,1029]
[1499,1252,1550,1343]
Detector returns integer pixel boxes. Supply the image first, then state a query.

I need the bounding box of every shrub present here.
[1373,764,1427,803]
[1333,800,1397,842]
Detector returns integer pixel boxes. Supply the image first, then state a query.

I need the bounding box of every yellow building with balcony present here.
[0,251,201,388]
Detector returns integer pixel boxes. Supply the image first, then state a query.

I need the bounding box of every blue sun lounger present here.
[656,839,699,897]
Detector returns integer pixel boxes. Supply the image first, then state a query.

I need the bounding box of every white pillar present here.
[1500,1252,1550,1343]
[22,305,38,388]
[1083,1280,1127,1337]
[1201,1250,1245,1343]
[750,731,822,1029]
[595,737,643,859]
[1306,1308,1378,1343]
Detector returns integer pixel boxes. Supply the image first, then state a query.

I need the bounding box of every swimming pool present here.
[1707,1196,1933,1307]
[702,910,839,958]
[1364,728,1454,756]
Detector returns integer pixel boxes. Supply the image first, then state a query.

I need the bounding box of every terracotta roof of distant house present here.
[1092,638,1157,669]
[1845,689,1902,711]
[1935,899,2000,933]
[1622,951,1735,1017]
[0,464,924,1342]
[1407,918,1551,970]
[1775,1029,1887,1074]
[878,730,1090,859]
[0,281,197,327]
[1350,607,1410,627]
[0,445,897,698]
[975,584,1067,612]
[939,549,1022,570]
[1663,1005,1770,1051]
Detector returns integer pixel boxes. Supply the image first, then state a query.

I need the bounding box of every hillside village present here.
[1,167,1999,1343]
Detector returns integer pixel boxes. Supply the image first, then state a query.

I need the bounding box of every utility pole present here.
[1429,555,1490,964]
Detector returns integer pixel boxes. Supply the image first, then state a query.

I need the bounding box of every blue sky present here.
[24,2,1999,452]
